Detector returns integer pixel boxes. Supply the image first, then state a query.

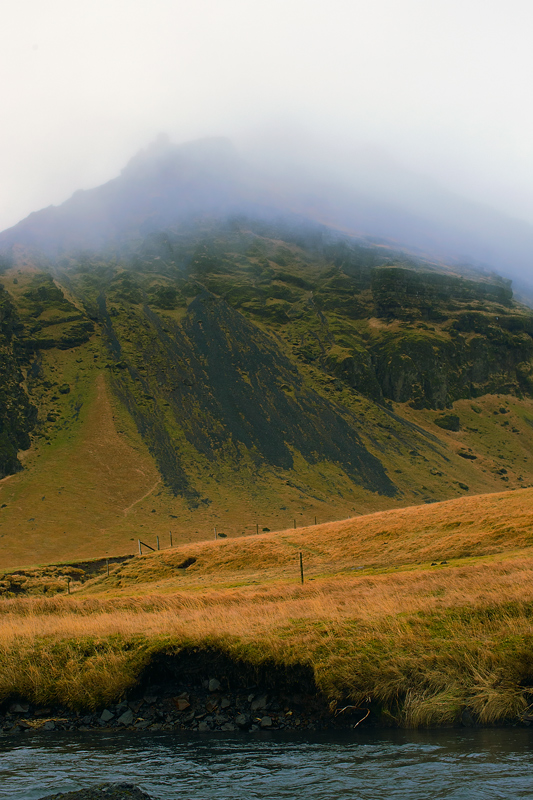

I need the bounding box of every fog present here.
[2,0,533,285]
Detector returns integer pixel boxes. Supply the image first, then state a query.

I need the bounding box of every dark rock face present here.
[0,287,37,476]
[372,267,513,319]
[371,324,533,409]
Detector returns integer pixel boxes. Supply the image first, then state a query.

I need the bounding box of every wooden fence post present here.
[299,552,304,585]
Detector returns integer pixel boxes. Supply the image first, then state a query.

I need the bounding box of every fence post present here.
[299,552,304,585]
[138,539,142,556]
[256,523,259,535]
[314,516,317,525]
[294,519,296,529]
[214,527,217,540]
[169,530,173,547]
[106,558,109,577]
[157,536,160,551]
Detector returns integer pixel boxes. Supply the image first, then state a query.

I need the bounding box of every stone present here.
[42,720,55,731]
[198,721,210,732]
[260,716,272,728]
[10,703,30,714]
[205,700,218,713]
[220,723,236,731]
[134,720,151,730]
[250,695,268,712]
[461,708,475,727]
[208,678,221,692]
[117,709,134,726]
[38,782,153,800]
[235,713,251,730]
[220,698,231,709]
[173,698,190,712]
[100,709,114,722]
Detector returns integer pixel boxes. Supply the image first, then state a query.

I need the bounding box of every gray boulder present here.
[117,709,134,726]
[38,783,153,800]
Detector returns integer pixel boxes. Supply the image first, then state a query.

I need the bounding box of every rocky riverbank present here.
[0,679,367,735]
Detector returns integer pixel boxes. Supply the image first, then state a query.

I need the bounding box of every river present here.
[1,728,532,799]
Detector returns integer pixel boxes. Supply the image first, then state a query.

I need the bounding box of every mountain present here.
[2,138,533,569]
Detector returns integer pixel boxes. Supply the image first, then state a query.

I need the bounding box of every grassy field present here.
[1,487,533,727]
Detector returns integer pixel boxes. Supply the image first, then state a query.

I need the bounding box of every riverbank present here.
[2,489,533,729]
[0,675,360,736]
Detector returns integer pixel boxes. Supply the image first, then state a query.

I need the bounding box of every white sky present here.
[1,0,533,232]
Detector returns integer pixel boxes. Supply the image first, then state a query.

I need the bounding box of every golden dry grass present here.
[77,486,533,594]
[1,487,533,725]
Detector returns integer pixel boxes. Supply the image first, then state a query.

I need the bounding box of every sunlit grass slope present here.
[1,488,533,727]
[0,368,164,567]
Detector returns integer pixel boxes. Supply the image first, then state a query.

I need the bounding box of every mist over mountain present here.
[1,136,532,303]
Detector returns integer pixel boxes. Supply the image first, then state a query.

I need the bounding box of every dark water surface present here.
[1,728,532,799]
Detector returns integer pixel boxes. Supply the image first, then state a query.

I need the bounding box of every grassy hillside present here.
[1,487,533,727]
[2,222,533,567]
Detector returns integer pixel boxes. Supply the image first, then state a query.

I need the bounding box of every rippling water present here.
[1,728,533,799]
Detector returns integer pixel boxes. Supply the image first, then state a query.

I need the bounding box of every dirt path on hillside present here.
[123,479,162,515]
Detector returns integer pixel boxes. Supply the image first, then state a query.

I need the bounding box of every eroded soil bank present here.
[0,647,369,735]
